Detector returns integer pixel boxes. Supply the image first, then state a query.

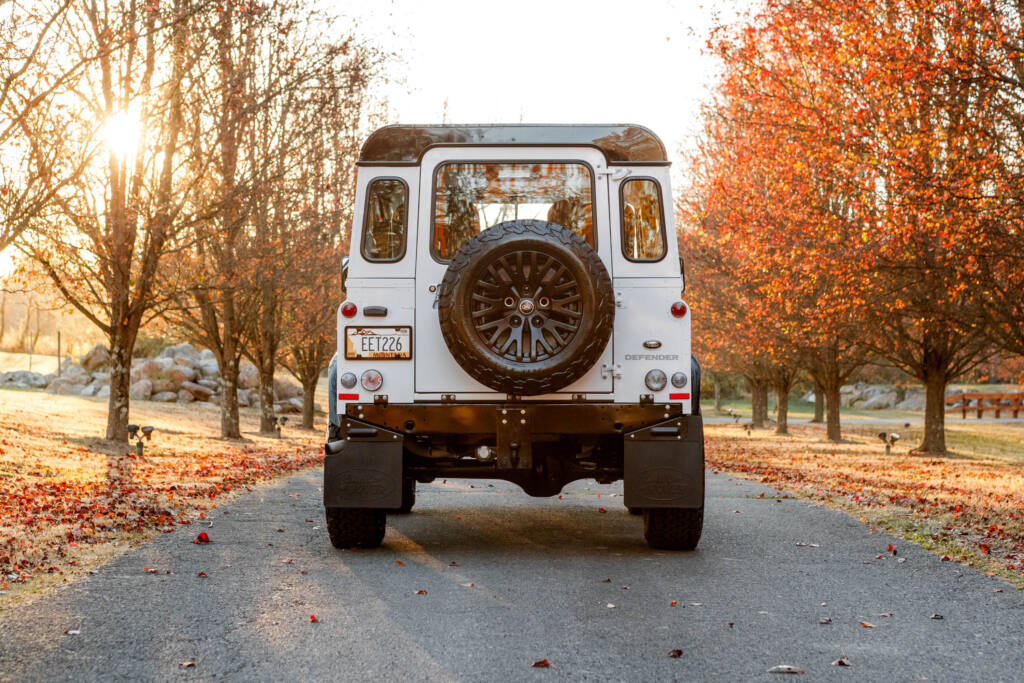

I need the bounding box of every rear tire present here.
[325,507,386,548]
[643,507,703,550]
[394,478,415,514]
[627,506,643,515]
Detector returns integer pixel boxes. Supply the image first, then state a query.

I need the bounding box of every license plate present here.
[345,326,412,360]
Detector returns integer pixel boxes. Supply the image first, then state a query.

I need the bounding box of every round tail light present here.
[645,369,667,391]
[341,302,357,318]
[360,369,383,391]
[671,301,687,318]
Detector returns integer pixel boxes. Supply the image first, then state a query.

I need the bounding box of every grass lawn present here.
[705,417,1024,589]
[0,388,324,610]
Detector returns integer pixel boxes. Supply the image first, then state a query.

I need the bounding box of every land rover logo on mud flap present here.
[625,354,680,361]
[638,467,691,501]
[338,469,395,500]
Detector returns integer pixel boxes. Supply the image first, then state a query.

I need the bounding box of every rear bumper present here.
[325,402,703,508]
[342,400,686,436]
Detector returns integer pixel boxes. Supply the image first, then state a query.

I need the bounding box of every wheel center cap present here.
[518,299,536,315]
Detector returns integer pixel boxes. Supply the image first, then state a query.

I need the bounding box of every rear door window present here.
[620,178,665,262]
[362,178,408,262]
[432,162,594,260]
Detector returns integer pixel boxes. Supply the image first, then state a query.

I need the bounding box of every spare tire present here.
[438,219,614,395]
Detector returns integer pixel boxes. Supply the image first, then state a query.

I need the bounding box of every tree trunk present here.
[301,376,317,430]
[258,361,276,434]
[825,382,842,443]
[918,366,947,454]
[713,375,722,412]
[106,328,132,442]
[220,354,241,439]
[750,378,768,428]
[812,381,824,423]
[775,380,790,435]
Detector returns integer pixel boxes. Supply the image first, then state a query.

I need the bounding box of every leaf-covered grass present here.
[0,389,323,609]
[706,422,1024,588]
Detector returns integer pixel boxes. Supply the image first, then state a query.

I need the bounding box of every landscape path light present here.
[126,424,155,457]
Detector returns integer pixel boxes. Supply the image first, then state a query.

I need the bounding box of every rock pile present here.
[801,382,926,411]
[1,342,318,414]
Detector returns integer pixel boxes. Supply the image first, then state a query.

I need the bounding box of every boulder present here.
[91,371,110,384]
[275,400,300,414]
[133,359,162,381]
[287,397,304,410]
[80,344,110,371]
[80,382,100,397]
[54,380,82,395]
[5,370,47,388]
[152,379,176,394]
[60,364,90,385]
[173,356,196,368]
[166,366,197,385]
[896,394,925,411]
[176,389,195,403]
[129,379,153,400]
[200,348,215,361]
[274,377,303,401]
[97,385,110,398]
[181,381,214,400]
[238,361,259,390]
[800,390,816,403]
[152,391,177,402]
[237,388,251,407]
[862,391,898,410]
[159,342,200,363]
[198,358,219,378]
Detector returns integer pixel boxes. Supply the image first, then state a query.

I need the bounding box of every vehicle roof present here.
[358,124,669,165]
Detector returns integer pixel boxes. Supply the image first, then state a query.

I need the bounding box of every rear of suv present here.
[324,124,703,550]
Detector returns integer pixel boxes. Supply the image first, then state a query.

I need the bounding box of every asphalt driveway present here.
[1,470,1022,681]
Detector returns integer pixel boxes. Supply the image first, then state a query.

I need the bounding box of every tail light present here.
[341,302,357,318]
[671,301,687,318]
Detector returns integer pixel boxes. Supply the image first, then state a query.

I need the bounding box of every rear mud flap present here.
[323,421,402,508]
[623,415,704,509]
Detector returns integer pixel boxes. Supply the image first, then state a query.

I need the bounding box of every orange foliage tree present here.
[686,0,1002,453]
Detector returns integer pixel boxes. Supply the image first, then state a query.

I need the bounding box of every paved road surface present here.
[1,471,1022,681]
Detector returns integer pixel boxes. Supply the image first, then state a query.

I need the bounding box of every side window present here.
[621,178,666,262]
[362,178,408,262]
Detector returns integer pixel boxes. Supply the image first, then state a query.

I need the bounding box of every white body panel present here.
[337,146,692,410]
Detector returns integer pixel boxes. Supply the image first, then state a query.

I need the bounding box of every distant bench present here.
[945,392,1024,419]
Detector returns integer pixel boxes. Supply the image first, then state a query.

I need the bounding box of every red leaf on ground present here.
[860,621,876,628]
[193,532,210,544]
[670,601,678,606]
[832,658,851,667]
[394,560,405,566]
[197,572,208,578]
[415,589,427,595]
[532,659,551,668]
[668,649,683,658]
[598,507,607,513]
[310,615,319,623]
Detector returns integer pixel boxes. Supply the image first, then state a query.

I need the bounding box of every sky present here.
[342,0,744,162]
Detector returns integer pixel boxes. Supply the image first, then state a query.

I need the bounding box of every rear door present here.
[414,146,614,397]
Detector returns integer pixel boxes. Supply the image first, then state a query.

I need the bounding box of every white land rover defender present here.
[324,124,703,550]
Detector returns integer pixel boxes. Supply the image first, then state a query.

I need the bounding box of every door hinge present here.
[595,167,633,181]
[614,291,624,308]
[601,363,622,380]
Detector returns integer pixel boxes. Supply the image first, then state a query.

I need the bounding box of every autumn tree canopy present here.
[686,0,1023,453]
